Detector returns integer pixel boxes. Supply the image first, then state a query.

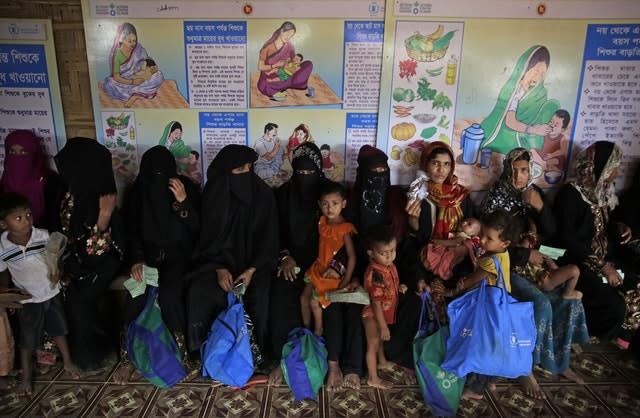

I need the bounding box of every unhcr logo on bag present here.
[510,333,533,347]
[460,328,473,338]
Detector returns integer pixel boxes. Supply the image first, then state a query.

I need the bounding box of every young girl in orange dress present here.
[300,180,356,336]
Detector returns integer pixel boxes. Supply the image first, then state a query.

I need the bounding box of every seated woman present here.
[480,45,559,154]
[404,141,475,319]
[53,138,125,371]
[102,22,164,107]
[0,130,61,230]
[113,146,200,384]
[257,21,313,99]
[482,148,589,398]
[186,145,278,373]
[554,141,636,348]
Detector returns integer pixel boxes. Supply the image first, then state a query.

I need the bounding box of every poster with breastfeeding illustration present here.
[387,21,464,185]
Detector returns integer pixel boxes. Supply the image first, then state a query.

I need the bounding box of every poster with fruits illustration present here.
[101,111,139,186]
[386,21,464,185]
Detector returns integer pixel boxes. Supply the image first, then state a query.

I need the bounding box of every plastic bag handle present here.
[418,290,441,332]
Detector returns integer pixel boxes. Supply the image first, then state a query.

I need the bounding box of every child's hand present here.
[323,268,341,280]
[543,256,558,271]
[380,325,391,341]
[130,262,144,282]
[416,279,428,294]
[399,284,408,294]
[346,279,360,291]
[456,278,466,292]
[168,178,187,203]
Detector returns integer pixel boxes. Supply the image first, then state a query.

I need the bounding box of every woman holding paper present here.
[481,148,588,399]
[554,141,636,348]
[113,146,200,384]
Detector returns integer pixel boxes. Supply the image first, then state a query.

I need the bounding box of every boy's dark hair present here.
[264,122,278,133]
[190,150,200,159]
[0,192,31,220]
[553,109,571,129]
[319,179,347,200]
[366,224,395,250]
[481,209,521,243]
[295,53,303,61]
[320,144,330,151]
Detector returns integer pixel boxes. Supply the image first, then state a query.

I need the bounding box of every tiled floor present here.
[0,342,638,417]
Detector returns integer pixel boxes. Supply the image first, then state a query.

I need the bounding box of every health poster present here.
[573,23,640,190]
[81,0,384,187]
[101,111,138,185]
[0,19,66,176]
[345,113,378,183]
[387,21,463,185]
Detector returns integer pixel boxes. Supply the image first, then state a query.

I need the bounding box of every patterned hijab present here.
[420,141,469,239]
[569,141,622,210]
[480,147,533,216]
[569,141,622,269]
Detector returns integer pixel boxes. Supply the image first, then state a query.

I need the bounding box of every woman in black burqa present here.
[54,137,125,371]
[186,144,278,372]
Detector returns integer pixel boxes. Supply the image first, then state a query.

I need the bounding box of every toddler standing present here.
[0,193,79,396]
[301,180,356,336]
[362,225,407,389]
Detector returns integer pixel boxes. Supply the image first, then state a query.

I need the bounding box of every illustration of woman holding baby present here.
[102,22,164,107]
[257,21,313,100]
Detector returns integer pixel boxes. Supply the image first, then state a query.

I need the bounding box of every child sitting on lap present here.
[421,217,483,280]
[452,209,520,400]
[515,217,582,300]
[301,180,356,336]
[362,225,407,390]
[0,193,80,396]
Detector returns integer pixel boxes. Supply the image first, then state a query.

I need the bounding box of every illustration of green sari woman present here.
[481,45,560,154]
[159,121,192,173]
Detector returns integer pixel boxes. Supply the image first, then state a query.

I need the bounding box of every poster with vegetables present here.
[387,21,464,184]
[101,111,139,185]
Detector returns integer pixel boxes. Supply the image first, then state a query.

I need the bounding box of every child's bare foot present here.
[343,373,361,390]
[15,379,33,397]
[461,388,483,400]
[326,362,343,392]
[112,362,135,385]
[571,343,584,355]
[0,376,16,389]
[518,374,545,400]
[561,367,585,384]
[268,365,284,385]
[367,376,392,390]
[563,290,583,300]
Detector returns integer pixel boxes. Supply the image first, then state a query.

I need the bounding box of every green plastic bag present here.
[414,292,465,416]
[281,328,328,400]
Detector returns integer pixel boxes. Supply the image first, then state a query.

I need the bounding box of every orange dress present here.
[304,216,356,308]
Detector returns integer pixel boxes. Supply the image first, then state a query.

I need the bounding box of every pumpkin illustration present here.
[391,122,416,141]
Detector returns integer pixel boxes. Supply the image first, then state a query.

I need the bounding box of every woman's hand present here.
[130,262,144,282]
[168,178,187,203]
[236,267,255,288]
[277,256,298,282]
[97,193,117,232]
[416,279,428,294]
[528,249,544,266]
[399,284,408,294]
[528,124,552,136]
[617,223,633,245]
[521,188,544,211]
[216,268,234,292]
[405,199,422,218]
[602,263,622,287]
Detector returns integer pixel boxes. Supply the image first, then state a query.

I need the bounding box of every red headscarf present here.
[419,141,469,239]
[1,130,49,224]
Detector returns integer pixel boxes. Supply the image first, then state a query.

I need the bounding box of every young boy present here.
[0,193,79,395]
[453,209,520,400]
[362,225,407,390]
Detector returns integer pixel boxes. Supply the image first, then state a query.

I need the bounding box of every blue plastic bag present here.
[127,286,186,388]
[414,291,465,417]
[201,292,254,387]
[281,327,328,401]
[441,256,536,378]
